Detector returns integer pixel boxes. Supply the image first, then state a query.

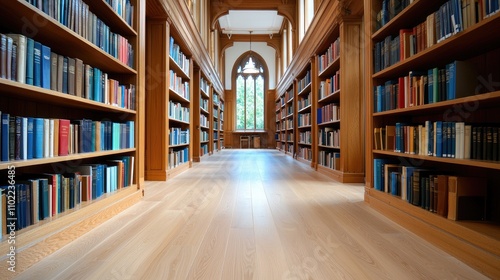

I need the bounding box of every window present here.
[236,55,265,130]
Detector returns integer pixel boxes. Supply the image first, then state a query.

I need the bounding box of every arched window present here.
[235,55,265,130]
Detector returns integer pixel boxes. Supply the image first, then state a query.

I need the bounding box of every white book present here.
[6,34,26,84]
[43,119,50,158]
[21,117,27,160]
[49,119,54,157]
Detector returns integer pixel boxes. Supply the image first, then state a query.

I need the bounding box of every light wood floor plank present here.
[13,149,489,280]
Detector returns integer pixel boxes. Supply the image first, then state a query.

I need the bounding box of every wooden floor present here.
[14,149,488,280]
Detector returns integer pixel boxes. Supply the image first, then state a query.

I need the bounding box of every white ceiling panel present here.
[219,10,284,35]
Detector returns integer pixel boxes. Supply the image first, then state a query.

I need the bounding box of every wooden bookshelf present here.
[219,97,224,149]
[145,20,193,180]
[212,90,221,153]
[296,65,314,164]
[313,18,364,183]
[0,0,144,274]
[283,85,295,156]
[364,0,500,277]
[192,66,210,161]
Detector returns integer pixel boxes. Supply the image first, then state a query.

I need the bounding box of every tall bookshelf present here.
[0,0,143,274]
[219,97,224,150]
[275,90,285,151]
[314,18,364,183]
[193,67,210,161]
[296,66,314,165]
[364,0,500,277]
[212,90,220,153]
[284,85,295,156]
[146,21,192,180]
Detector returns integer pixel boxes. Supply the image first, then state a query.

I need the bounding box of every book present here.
[7,34,27,83]
[59,119,70,156]
[50,52,58,90]
[447,176,487,220]
[67,57,76,95]
[57,54,64,92]
[75,58,83,97]
[446,60,478,100]
[25,37,34,85]
[41,44,51,89]
[0,34,6,79]
[34,118,44,158]
[1,113,9,161]
[33,41,42,87]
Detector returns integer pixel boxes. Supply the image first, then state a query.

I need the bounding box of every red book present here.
[398,77,405,109]
[58,119,70,156]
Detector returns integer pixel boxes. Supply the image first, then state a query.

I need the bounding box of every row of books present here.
[168,101,190,123]
[298,113,311,127]
[213,131,218,140]
[200,77,210,95]
[286,89,294,102]
[104,0,135,26]
[318,37,340,73]
[298,94,311,111]
[376,0,413,29]
[27,0,134,67]
[374,0,498,73]
[213,93,220,105]
[200,131,208,142]
[287,133,294,142]
[373,160,487,220]
[375,122,500,161]
[169,37,190,75]
[1,112,134,162]
[287,144,293,154]
[317,103,340,124]
[299,131,312,145]
[318,71,340,100]
[200,115,209,128]
[168,147,189,169]
[0,34,136,110]
[201,144,208,156]
[169,128,189,146]
[319,127,340,148]
[298,147,312,161]
[169,70,190,100]
[318,151,340,170]
[286,119,294,130]
[0,156,134,233]
[213,121,219,130]
[374,60,478,112]
[213,108,219,119]
[286,104,294,116]
[201,98,209,112]
[297,71,311,93]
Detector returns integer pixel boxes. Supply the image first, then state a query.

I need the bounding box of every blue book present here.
[26,38,34,85]
[434,121,443,157]
[427,69,434,103]
[91,122,96,152]
[1,113,9,161]
[373,159,385,191]
[93,68,101,102]
[20,117,27,160]
[390,172,400,196]
[34,118,44,158]
[127,121,134,148]
[38,178,50,220]
[33,41,42,87]
[446,62,454,100]
[41,44,51,89]
[27,117,34,159]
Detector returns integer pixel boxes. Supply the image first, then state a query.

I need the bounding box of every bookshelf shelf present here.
[373,12,500,80]
[371,0,443,41]
[0,79,137,114]
[3,1,136,75]
[169,118,190,125]
[367,189,500,256]
[297,83,311,97]
[318,145,340,149]
[318,57,340,77]
[169,57,190,80]
[318,120,341,126]
[0,148,136,170]
[85,0,137,36]
[373,91,500,117]
[318,89,341,103]
[365,0,500,277]
[373,150,500,170]
[169,89,191,103]
[298,104,312,113]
